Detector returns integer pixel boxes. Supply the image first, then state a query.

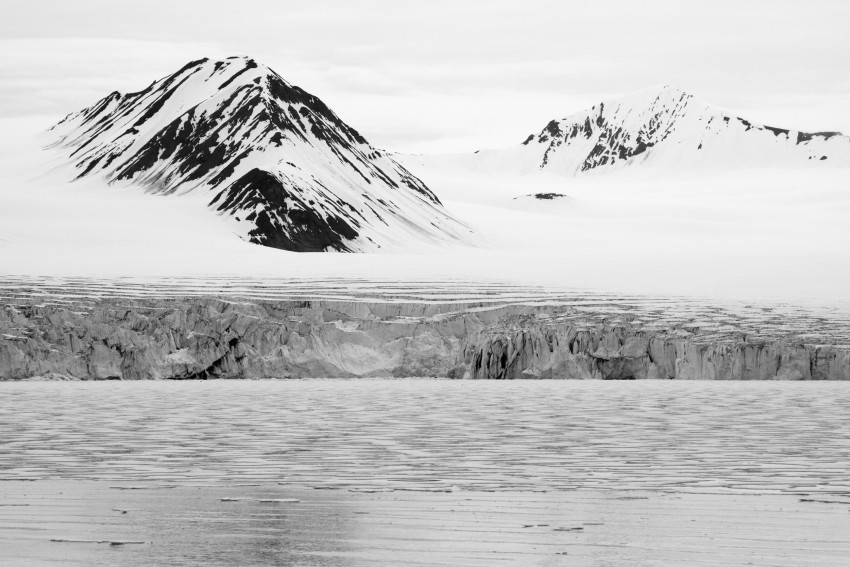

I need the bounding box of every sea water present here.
[2,380,849,566]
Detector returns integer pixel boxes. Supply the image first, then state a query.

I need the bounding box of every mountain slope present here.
[49,56,472,252]
[461,85,850,176]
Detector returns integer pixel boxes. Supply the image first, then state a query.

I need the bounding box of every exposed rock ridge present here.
[518,85,850,174]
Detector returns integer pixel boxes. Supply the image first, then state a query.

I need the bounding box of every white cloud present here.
[1,1,849,152]
[0,38,230,118]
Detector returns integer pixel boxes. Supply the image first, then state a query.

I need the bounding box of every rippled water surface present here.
[2,380,850,495]
[3,380,850,566]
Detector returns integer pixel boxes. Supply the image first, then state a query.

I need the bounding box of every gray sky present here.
[2,0,848,152]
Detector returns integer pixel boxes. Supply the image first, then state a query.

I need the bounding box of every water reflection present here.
[4,481,850,567]
[0,482,360,567]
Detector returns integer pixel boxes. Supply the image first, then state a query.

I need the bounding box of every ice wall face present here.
[511,86,850,174]
[0,299,473,380]
[463,326,849,381]
[49,57,471,252]
[3,296,848,381]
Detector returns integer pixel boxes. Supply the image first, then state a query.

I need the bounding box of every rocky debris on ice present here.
[513,193,571,201]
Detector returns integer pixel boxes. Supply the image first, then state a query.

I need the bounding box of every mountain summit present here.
[512,85,850,175]
[50,56,472,252]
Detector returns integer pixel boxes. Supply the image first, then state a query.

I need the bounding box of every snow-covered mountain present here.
[49,56,472,252]
[456,85,850,176]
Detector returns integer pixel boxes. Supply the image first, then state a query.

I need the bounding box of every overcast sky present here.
[2,0,848,153]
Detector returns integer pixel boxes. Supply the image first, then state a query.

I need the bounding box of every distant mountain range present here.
[480,85,850,175]
[49,60,850,253]
[49,56,472,252]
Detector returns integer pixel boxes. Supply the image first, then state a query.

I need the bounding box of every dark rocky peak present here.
[47,56,470,253]
[512,83,850,174]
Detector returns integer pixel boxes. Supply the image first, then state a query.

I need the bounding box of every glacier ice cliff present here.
[2,280,848,381]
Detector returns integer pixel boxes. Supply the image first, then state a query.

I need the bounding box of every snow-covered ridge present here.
[481,85,850,175]
[49,56,473,252]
